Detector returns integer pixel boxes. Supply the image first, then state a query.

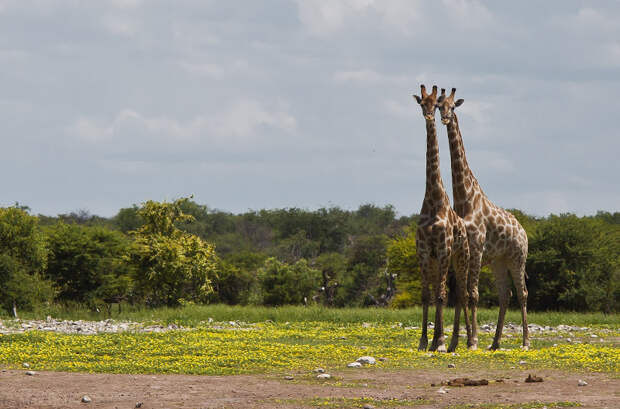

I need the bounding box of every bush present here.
[258,257,320,306]
[0,207,54,313]
[45,222,134,304]
[128,198,218,306]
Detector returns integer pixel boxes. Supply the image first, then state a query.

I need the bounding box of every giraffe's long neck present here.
[446,113,482,216]
[423,119,449,209]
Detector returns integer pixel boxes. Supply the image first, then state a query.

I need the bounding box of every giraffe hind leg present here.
[449,246,470,352]
[490,260,511,350]
[509,257,529,349]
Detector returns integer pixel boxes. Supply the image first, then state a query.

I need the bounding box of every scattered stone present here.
[22,362,29,368]
[590,334,598,338]
[81,395,92,403]
[451,352,459,356]
[362,322,371,328]
[284,375,294,380]
[566,338,572,343]
[347,362,362,368]
[356,356,376,365]
[313,367,325,373]
[317,373,331,379]
[378,357,388,362]
[525,374,543,383]
[437,386,448,394]
[25,371,36,376]
[447,363,456,368]
[519,360,527,365]
[578,379,588,386]
[363,404,375,409]
[339,336,347,340]
[135,403,143,408]
[495,379,504,383]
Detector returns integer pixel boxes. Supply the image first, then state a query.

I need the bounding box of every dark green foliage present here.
[0,208,55,313]
[45,222,133,304]
[1,201,618,312]
[258,258,320,306]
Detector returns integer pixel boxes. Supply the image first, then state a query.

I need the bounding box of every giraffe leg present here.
[467,248,483,350]
[418,264,431,351]
[449,244,470,352]
[430,255,449,353]
[509,257,529,350]
[490,260,511,350]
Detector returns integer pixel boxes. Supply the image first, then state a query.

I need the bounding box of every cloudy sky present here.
[1,0,619,217]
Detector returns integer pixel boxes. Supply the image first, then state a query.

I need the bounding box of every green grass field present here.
[1,306,618,376]
[4,304,620,328]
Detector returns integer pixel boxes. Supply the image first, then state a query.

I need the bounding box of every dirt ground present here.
[1,368,618,409]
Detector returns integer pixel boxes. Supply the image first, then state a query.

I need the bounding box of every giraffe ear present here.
[413,95,422,104]
[455,99,464,107]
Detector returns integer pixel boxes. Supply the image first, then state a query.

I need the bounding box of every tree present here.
[128,198,217,306]
[45,222,133,305]
[0,207,54,314]
[258,257,320,306]
[386,227,421,308]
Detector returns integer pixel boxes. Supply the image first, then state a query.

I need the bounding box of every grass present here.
[1,322,618,375]
[275,396,430,408]
[3,304,619,328]
[448,402,581,409]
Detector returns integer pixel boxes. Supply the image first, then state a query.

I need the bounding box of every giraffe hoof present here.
[436,344,447,353]
[521,345,529,351]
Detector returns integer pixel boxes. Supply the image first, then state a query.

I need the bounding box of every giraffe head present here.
[437,88,464,125]
[413,84,439,122]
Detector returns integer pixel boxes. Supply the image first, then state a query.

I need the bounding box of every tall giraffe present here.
[437,88,529,350]
[413,85,471,352]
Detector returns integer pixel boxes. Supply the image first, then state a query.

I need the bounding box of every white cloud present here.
[296,0,421,36]
[68,100,297,156]
[101,14,139,36]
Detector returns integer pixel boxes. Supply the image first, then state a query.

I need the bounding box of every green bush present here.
[128,198,218,306]
[0,207,55,313]
[258,257,320,306]
[45,222,133,304]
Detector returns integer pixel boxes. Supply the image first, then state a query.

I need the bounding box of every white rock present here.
[22,363,29,368]
[317,373,331,379]
[437,386,448,394]
[363,404,375,409]
[284,375,294,380]
[25,371,36,376]
[347,362,362,368]
[313,367,325,373]
[590,334,598,338]
[356,356,376,365]
[578,379,588,386]
[519,360,527,365]
[81,395,92,403]
[447,363,456,368]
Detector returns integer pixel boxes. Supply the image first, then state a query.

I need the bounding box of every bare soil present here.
[1,368,618,409]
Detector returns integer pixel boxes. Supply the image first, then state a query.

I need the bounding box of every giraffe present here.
[437,88,529,350]
[413,84,471,352]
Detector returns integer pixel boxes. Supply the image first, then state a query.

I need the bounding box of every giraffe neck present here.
[423,119,449,209]
[446,113,482,215]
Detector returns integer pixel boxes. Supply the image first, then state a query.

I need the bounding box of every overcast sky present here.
[1,0,619,217]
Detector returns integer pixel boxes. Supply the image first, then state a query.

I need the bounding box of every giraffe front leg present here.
[449,245,470,352]
[467,248,483,351]
[418,269,430,351]
[430,256,449,353]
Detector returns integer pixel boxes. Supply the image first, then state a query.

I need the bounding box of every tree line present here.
[1,200,618,315]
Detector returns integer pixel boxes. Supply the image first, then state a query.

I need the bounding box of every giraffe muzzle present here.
[441,118,450,125]
[425,114,434,121]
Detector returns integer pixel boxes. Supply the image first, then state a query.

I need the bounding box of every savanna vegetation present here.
[0,199,618,316]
